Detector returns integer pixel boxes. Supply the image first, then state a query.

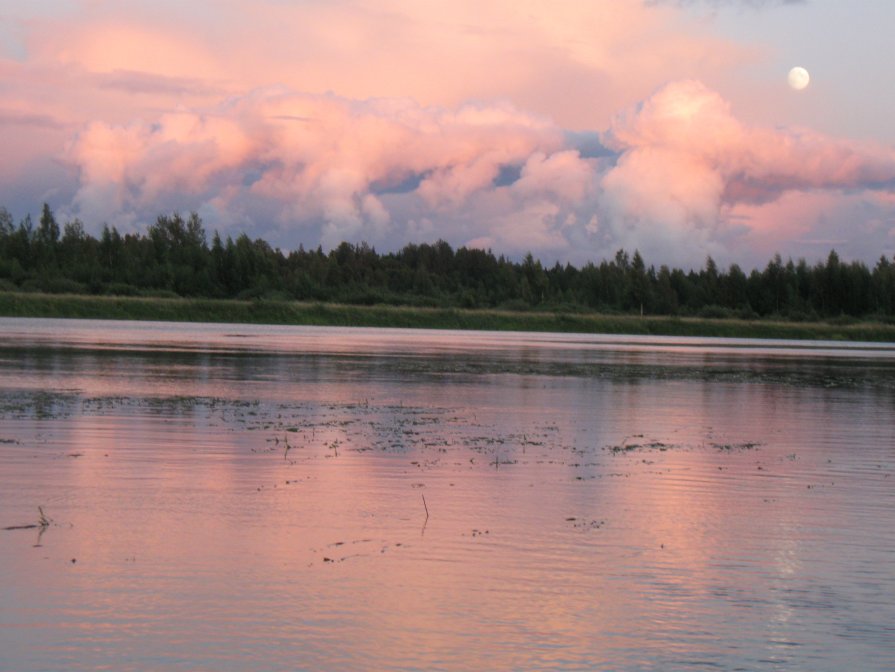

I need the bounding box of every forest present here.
[2,204,895,321]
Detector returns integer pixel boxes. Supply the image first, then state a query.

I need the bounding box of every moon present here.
[788,66,810,91]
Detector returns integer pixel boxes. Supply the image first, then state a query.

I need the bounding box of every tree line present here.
[2,204,895,320]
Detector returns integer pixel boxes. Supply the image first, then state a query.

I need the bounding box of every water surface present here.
[1,318,894,670]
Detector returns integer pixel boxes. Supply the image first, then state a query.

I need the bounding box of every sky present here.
[1,0,894,270]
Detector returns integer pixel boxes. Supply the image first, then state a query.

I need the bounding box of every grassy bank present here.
[1,290,894,342]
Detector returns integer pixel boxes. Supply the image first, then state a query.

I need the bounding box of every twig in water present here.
[3,506,52,531]
[422,494,429,520]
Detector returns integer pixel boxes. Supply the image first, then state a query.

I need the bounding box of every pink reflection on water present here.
[1,320,894,670]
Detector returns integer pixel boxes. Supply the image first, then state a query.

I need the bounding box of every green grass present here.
[2,290,894,342]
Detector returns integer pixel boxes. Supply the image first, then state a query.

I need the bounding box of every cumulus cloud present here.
[0,0,753,236]
[55,80,895,267]
[64,89,587,248]
[597,80,895,265]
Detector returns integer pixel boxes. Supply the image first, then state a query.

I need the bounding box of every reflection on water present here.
[1,318,894,671]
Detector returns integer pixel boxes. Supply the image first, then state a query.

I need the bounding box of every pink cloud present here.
[606,80,895,198]
[729,189,895,263]
[2,3,894,267]
[6,1,750,131]
[55,79,895,266]
[64,89,579,244]
[514,151,595,202]
[597,80,895,265]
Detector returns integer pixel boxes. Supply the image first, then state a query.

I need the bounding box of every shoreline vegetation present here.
[3,291,895,342]
[3,204,895,341]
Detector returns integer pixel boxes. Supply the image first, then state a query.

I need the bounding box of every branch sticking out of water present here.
[4,506,52,531]
[422,494,429,520]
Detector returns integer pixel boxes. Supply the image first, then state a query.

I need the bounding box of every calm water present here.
[1,318,894,671]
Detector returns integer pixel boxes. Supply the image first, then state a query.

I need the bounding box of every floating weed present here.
[568,518,605,531]
[713,441,763,452]
[313,537,404,565]
[606,435,674,454]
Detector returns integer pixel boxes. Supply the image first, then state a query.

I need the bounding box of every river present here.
[1,318,894,670]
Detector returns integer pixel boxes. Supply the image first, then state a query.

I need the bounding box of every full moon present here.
[788,66,810,90]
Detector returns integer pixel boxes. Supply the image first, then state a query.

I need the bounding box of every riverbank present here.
[1,290,894,341]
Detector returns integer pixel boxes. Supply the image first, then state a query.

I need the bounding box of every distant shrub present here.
[497,299,532,312]
[261,289,293,302]
[697,304,732,319]
[0,278,18,292]
[18,279,43,293]
[103,283,139,296]
[235,287,265,301]
[45,278,88,294]
[21,277,88,294]
[828,314,858,326]
[459,290,479,309]
[396,294,444,308]
[17,278,86,294]
[342,290,387,306]
[785,310,815,323]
